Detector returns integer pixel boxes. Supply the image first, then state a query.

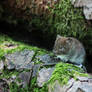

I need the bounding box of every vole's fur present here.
[53,35,86,65]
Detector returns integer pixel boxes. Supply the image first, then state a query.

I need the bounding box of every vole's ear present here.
[56,35,61,39]
[67,37,72,42]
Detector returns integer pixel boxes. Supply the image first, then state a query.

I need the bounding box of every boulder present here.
[48,77,92,92]
[83,4,92,20]
[37,67,54,87]
[18,71,32,87]
[5,49,35,70]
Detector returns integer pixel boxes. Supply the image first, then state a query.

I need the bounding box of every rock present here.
[48,77,92,92]
[0,61,4,70]
[32,64,41,77]
[48,80,64,92]
[48,79,75,92]
[21,61,34,70]
[36,54,60,65]
[77,76,89,82]
[5,49,35,70]
[70,0,91,7]
[68,80,92,92]
[37,67,54,87]
[18,71,32,87]
[70,0,92,20]
[83,4,92,20]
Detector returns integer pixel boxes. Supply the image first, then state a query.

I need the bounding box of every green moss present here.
[0,67,19,78]
[0,34,48,60]
[48,62,88,86]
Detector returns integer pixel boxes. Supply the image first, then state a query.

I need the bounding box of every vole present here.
[53,35,86,66]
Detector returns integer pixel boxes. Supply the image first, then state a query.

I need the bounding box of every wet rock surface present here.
[5,49,35,70]
[37,67,55,87]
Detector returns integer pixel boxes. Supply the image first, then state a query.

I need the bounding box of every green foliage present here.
[48,0,86,38]
[9,77,48,92]
[9,82,29,92]
[27,0,92,56]
[28,0,87,39]
[48,62,88,85]
[0,69,19,79]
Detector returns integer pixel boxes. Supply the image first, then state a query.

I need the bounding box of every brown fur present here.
[53,35,86,65]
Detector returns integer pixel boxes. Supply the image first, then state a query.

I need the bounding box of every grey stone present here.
[7,62,15,70]
[88,78,92,83]
[48,77,92,92]
[16,62,34,70]
[18,71,32,87]
[32,64,41,77]
[48,78,75,92]
[70,0,91,7]
[68,81,82,92]
[5,49,35,70]
[36,54,59,65]
[77,76,89,82]
[37,67,54,87]
[0,60,4,70]
[68,81,92,92]
[48,80,64,92]
[83,4,92,20]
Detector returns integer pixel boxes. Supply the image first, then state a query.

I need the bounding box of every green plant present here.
[48,62,88,85]
[48,0,87,38]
